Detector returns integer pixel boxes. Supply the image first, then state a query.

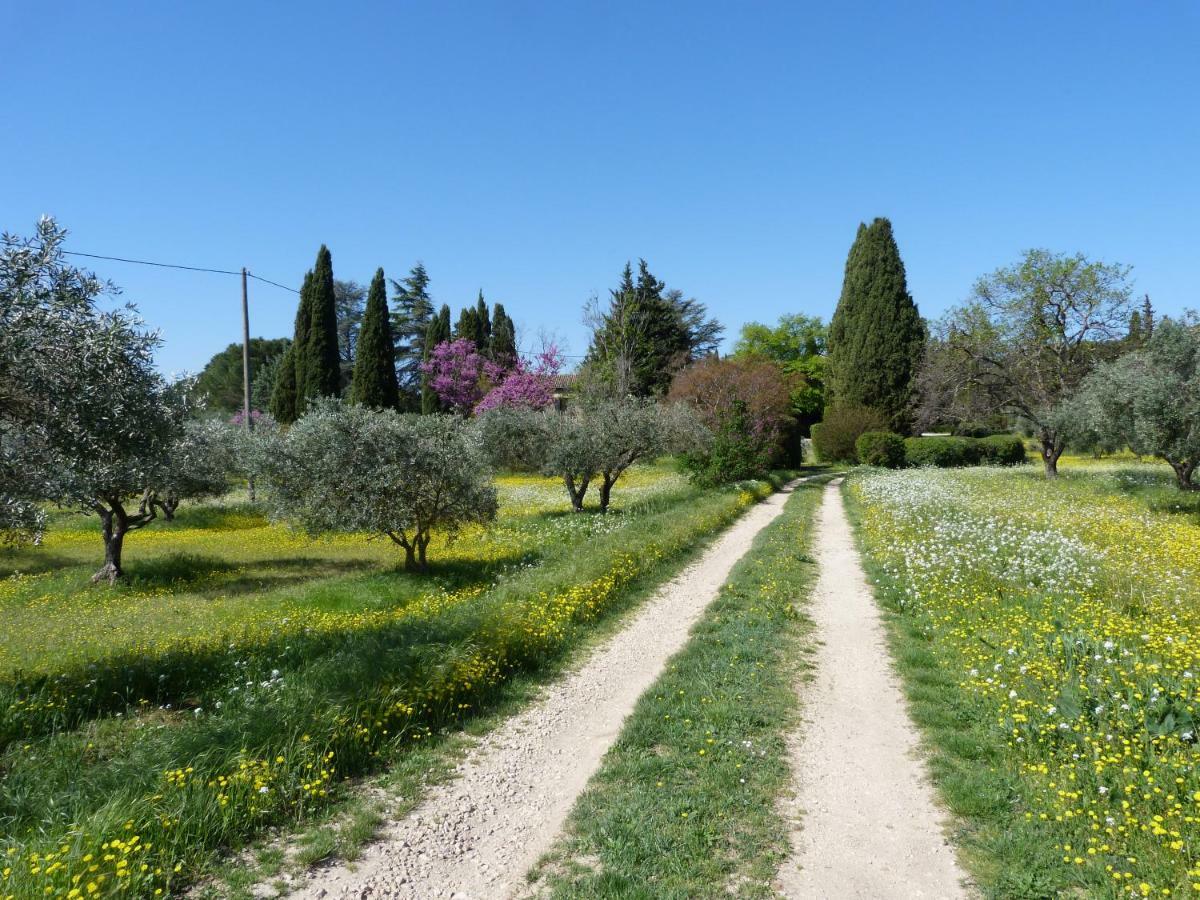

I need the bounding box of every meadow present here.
[847,460,1200,898]
[0,465,787,899]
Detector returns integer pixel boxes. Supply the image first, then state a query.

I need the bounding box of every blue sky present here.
[4,1,1198,374]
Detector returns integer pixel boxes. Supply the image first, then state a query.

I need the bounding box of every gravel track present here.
[293,482,799,900]
[776,481,969,898]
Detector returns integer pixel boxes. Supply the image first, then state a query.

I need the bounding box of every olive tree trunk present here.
[565,473,591,512]
[1170,460,1198,491]
[91,498,155,583]
[1039,432,1065,478]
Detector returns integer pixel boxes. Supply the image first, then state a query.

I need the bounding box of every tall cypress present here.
[454,306,479,344]
[827,218,925,431]
[349,268,400,409]
[475,290,491,350]
[490,303,517,366]
[301,245,341,401]
[421,304,452,413]
[271,271,312,423]
[269,344,298,423]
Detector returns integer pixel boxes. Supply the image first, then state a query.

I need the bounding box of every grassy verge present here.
[844,463,1200,899]
[528,475,831,898]
[0,472,796,900]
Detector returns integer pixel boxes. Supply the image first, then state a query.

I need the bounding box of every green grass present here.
[844,460,1200,898]
[528,475,832,898]
[0,465,799,899]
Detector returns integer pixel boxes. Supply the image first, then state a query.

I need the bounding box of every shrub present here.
[811,406,889,463]
[904,436,980,468]
[855,431,906,468]
[669,356,794,483]
[977,434,1027,466]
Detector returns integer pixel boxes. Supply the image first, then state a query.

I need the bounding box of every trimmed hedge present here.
[904,434,1027,468]
[904,436,981,468]
[811,406,889,463]
[978,434,1027,465]
[856,431,906,468]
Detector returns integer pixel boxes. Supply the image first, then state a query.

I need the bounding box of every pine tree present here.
[301,245,341,401]
[475,291,491,350]
[421,304,452,413]
[827,218,925,431]
[349,268,400,409]
[490,303,517,366]
[390,263,434,401]
[1142,294,1155,339]
[584,259,690,396]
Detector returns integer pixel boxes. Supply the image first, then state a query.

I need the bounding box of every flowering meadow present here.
[847,461,1200,897]
[0,465,777,899]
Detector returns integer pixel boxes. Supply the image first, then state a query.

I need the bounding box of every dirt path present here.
[293,482,800,900]
[776,481,968,898]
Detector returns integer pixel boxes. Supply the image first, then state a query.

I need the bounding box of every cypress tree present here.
[421,304,452,413]
[269,344,298,423]
[302,245,341,401]
[271,271,313,423]
[1128,310,1144,346]
[827,218,925,431]
[475,290,491,350]
[454,306,479,344]
[490,303,517,366]
[349,268,400,409]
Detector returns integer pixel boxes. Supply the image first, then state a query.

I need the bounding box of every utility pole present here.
[241,267,256,500]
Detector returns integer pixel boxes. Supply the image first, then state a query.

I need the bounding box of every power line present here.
[62,249,243,277]
[55,248,299,293]
[246,272,299,294]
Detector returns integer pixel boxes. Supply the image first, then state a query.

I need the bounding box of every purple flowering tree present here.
[475,345,564,414]
[421,339,498,415]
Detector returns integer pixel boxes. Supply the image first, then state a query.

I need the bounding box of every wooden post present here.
[241,267,255,500]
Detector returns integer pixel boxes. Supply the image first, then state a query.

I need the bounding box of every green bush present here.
[811,406,889,463]
[855,431,906,468]
[978,434,1027,465]
[904,436,980,468]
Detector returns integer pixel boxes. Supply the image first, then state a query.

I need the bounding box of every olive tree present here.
[1075,316,1200,489]
[146,418,238,519]
[1,218,187,579]
[476,399,703,513]
[933,250,1133,476]
[256,403,497,571]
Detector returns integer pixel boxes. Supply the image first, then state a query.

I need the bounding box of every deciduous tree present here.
[935,249,1133,476]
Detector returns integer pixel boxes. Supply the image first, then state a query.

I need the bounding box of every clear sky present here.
[5,1,1198,374]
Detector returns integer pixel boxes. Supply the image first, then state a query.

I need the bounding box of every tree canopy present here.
[256,403,497,571]
[827,218,924,431]
[1075,315,1200,489]
[584,260,722,397]
[195,337,291,413]
[349,268,401,410]
[931,249,1133,476]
